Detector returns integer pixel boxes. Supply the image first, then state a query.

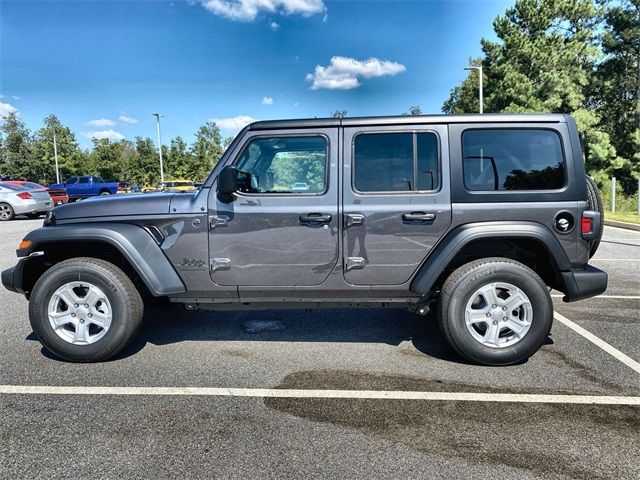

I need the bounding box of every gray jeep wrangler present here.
[2,114,607,365]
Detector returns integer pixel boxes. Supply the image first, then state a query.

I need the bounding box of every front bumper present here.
[1,263,21,294]
[560,265,608,302]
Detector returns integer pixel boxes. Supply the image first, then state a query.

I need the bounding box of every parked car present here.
[159,180,197,192]
[117,182,131,194]
[47,176,119,201]
[292,182,310,191]
[0,181,52,221]
[2,114,607,364]
[5,180,69,206]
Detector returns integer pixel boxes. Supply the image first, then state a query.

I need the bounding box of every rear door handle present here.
[402,212,436,223]
[299,213,332,224]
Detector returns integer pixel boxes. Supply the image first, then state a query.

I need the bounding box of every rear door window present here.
[462,129,565,191]
[353,132,439,192]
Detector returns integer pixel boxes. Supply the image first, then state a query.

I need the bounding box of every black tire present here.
[0,202,15,221]
[29,257,143,362]
[100,190,111,196]
[438,257,553,366]
[585,175,604,258]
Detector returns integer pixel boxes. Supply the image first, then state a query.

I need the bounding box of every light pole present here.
[464,65,483,114]
[53,130,60,184]
[152,113,165,183]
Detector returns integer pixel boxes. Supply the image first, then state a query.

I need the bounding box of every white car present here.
[0,182,53,221]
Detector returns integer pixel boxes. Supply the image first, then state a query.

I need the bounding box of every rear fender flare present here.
[409,221,571,294]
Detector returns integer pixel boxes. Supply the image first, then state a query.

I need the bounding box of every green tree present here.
[442,0,619,183]
[33,114,86,183]
[331,110,347,118]
[191,121,225,180]
[589,0,639,190]
[129,137,160,186]
[0,112,34,180]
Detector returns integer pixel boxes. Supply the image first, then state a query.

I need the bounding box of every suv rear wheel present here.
[29,257,143,362]
[438,257,552,366]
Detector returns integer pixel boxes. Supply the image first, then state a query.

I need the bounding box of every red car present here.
[5,180,69,205]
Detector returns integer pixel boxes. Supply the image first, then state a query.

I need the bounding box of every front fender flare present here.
[17,223,186,296]
[409,221,571,295]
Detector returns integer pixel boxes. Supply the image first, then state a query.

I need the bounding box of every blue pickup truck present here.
[48,176,119,201]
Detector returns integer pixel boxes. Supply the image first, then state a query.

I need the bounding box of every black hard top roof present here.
[249,113,567,131]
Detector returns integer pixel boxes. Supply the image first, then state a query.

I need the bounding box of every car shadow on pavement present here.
[112,305,489,365]
[27,305,551,365]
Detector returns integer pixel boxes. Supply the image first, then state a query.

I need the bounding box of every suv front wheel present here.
[438,258,552,366]
[28,257,144,362]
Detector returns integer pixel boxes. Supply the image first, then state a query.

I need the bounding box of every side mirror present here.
[217,165,238,195]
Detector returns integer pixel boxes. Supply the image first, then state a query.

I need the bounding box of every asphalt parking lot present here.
[1,218,638,479]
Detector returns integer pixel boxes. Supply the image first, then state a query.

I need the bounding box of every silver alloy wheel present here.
[464,282,533,348]
[47,281,113,345]
[0,203,12,220]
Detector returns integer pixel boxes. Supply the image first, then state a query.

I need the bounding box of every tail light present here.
[17,192,33,200]
[580,211,599,240]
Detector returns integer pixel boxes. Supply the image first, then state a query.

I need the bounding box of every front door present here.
[342,125,452,285]
[208,128,339,287]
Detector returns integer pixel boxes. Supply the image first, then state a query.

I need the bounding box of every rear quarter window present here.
[462,129,565,191]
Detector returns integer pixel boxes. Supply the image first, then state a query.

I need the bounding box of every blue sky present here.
[0,0,513,148]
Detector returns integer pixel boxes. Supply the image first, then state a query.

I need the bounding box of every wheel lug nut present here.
[492,320,498,325]
[492,304,497,308]
[84,304,89,308]
[71,313,76,317]
[502,306,506,311]
[74,304,79,308]
[502,316,508,321]
[79,319,84,324]
[486,312,491,317]
[88,313,92,318]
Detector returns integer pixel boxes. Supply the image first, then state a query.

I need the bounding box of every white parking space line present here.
[0,385,638,404]
[551,294,640,299]
[554,312,640,375]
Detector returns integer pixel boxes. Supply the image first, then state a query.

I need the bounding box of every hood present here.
[51,192,176,221]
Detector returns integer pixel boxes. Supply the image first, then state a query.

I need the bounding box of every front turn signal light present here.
[19,240,32,250]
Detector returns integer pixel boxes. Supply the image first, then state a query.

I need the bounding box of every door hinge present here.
[210,258,231,272]
[209,215,230,229]
[345,213,365,228]
[345,257,366,271]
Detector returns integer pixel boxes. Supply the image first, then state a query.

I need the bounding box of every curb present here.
[604,219,640,232]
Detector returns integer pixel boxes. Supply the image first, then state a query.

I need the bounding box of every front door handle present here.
[402,212,436,223]
[299,213,332,224]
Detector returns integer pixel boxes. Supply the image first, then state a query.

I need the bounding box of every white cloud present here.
[261,96,274,105]
[0,102,18,118]
[118,114,138,124]
[306,56,406,90]
[87,118,117,127]
[211,115,257,130]
[84,129,125,141]
[199,0,325,22]
[11,95,21,101]
[270,21,280,31]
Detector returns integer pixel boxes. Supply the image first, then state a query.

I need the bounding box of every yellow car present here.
[158,180,196,192]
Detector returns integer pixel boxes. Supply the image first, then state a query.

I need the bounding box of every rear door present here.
[208,128,339,287]
[342,124,452,285]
